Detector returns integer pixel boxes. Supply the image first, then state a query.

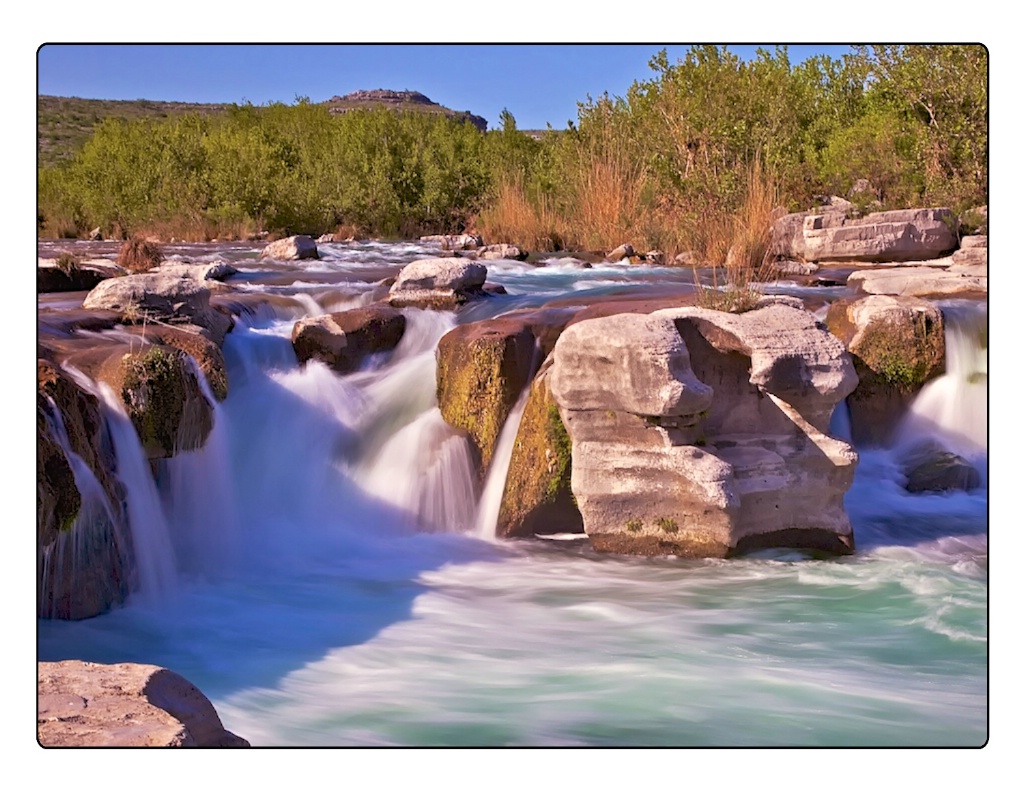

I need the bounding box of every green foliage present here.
[656,517,678,534]
[626,518,643,533]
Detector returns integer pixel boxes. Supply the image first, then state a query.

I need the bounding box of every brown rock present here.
[292,306,407,373]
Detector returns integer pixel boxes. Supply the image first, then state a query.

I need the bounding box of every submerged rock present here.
[549,304,858,557]
[388,258,488,309]
[38,661,249,747]
[902,446,981,493]
[292,305,407,374]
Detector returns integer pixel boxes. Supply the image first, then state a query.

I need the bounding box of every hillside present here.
[37,91,490,168]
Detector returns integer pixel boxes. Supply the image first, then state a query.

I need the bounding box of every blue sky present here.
[37,43,853,131]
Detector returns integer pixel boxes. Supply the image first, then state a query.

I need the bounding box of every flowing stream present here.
[37,240,988,747]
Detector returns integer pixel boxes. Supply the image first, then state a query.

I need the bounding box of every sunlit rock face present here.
[549,301,859,557]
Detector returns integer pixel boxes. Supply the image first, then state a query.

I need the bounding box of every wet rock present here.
[825,295,945,446]
[258,235,319,261]
[38,661,249,747]
[37,263,110,293]
[550,304,858,557]
[292,305,407,374]
[388,258,488,309]
[435,317,540,479]
[901,442,981,493]
[145,325,230,402]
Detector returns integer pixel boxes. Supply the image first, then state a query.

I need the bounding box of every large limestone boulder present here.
[549,303,858,557]
[38,661,249,747]
[82,270,233,344]
[37,361,132,620]
[496,363,583,538]
[389,258,488,309]
[772,207,957,263]
[292,305,407,373]
[258,235,319,261]
[826,295,945,446]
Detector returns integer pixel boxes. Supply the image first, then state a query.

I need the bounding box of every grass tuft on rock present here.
[117,237,162,273]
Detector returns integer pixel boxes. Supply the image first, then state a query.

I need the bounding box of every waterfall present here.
[473,342,543,541]
[64,366,179,600]
[38,398,132,618]
[157,358,241,579]
[892,303,988,465]
[472,385,533,541]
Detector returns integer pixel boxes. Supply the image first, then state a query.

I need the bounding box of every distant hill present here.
[37,90,490,168]
[323,89,488,132]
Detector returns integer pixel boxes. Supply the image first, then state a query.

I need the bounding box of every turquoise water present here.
[36,240,988,747]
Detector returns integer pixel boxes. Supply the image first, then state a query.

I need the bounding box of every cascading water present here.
[38,240,987,747]
[63,366,178,601]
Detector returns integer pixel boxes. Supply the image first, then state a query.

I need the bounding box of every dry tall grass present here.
[567,151,651,251]
[117,237,163,273]
[475,179,569,251]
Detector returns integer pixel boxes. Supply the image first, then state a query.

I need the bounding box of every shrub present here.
[117,237,162,273]
[55,251,79,276]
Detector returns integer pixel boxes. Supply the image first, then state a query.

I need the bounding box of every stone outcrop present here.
[826,295,945,446]
[772,207,958,263]
[496,363,583,538]
[117,346,214,459]
[548,303,859,557]
[292,305,407,373]
[388,258,488,309]
[38,661,249,747]
[951,235,987,271]
[37,263,112,293]
[144,325,230,402]
[902,444,981,493]
[82,270,233,344]
[37,361,133,620]
[258,235,319,261]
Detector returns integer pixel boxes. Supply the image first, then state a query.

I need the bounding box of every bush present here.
[117,237,162,273]
[55,251,80,276]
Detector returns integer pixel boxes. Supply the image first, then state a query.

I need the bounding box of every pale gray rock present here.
[477,243,528,261]
[549,304,858,557]
[258,235,319,261]
[82,270,232,344]
[848,266,986,297]
[420,233,484,250]
[38,661,249,747]
[607,243,635,263]
[388,258,488,309]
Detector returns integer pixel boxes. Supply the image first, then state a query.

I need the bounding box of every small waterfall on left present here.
[64,366,178,601]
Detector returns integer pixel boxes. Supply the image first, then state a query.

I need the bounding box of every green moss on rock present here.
[495,369,583,538]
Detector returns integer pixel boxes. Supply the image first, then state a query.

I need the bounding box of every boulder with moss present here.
[38,661,249,747]
[825,295,945,446]
[496,363,583,538]
[117,346,214,459]
[549,303,858,557]
[37,360,133,620]
[292,305,407,373]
